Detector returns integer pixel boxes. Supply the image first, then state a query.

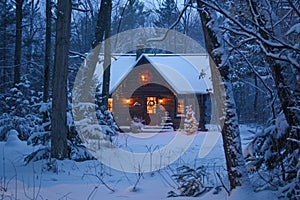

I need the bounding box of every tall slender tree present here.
[196,0,299,185]
[196,0,250,191]
[195,0,300,192]
[93,0,112,49]
[248,0,300,137]
[14,0,23,85]
[43,0,52,103]
[51,0,72,159]
[101,0,112,109]
[80,0,112,109]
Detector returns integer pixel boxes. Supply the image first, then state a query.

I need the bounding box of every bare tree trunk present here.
[101,0,112,109]
[43,0,52,103]
[78,0,112,105]
[27,0,34,71]
[272,63,300,129]
[92,0,112,49]
[14,0,23,85]
[51,0,72,160]
[196,0,250,191]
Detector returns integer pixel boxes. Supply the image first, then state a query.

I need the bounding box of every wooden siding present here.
[110,57,208,131]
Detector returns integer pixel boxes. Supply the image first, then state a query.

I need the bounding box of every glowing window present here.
[138,70,153,85]
[177,99,185,117]
[108,98,113,112]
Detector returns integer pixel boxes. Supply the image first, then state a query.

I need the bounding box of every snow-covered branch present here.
[287,0,300,17]
[224,39,277,118]
[69,50,87,59]
[196,0,300,71]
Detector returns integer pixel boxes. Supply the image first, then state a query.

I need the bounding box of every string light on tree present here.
[184,105,198,135]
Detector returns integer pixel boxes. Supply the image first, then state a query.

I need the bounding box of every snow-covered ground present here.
[0,125,278,199]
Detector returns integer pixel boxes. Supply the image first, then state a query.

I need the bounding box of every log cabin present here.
[101,52,213,131]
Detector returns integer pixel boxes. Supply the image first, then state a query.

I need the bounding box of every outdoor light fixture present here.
[126,98,131,104]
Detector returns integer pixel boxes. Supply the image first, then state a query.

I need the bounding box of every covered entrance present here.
[146,96,158,125]
[145,96,168,126]
[128,83,176,127]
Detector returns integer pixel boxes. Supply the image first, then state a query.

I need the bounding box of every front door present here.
[146,96,159,125]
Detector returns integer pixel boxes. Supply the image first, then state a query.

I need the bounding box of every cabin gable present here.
[104,54,211,131]
[111,56,179,127]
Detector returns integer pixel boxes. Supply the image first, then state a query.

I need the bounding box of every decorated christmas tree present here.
[184,105,198,134]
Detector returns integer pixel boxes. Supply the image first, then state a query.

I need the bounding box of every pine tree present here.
[154,0,180,28]
[152,0,183,53]
[111,0,149,35]
[184,105,198,134]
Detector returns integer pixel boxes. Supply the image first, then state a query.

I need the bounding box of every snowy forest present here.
[0,0,299,199]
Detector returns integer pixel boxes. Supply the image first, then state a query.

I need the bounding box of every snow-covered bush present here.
[249,113,292,171]
[24,135,95,164]
[23,76,119,163]
[73,102,118,142]
[96,106,119,135]
[168,165,212,197]
[279,168,300,200]
[24,147,51,164]
[25,91,119,163]
[24,107,95,164]
[27,131,51,146]
[247,112,300,198]
[130,117,144,133]
[68,140,94,161]
[0,77,45,141]
[5,129,21,146]
[0,113,12,140]
[73,81,119,139]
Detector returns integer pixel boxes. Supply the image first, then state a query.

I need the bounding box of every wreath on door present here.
[147,99,156,106]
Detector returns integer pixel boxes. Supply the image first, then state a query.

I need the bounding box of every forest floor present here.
[0,125,279,200]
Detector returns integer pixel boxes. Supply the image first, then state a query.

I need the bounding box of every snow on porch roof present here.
[102,54,213,95]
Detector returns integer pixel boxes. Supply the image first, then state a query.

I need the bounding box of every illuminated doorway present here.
[146,96,158,125]
[146,97,157,114]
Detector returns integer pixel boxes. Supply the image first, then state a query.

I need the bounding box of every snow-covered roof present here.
[99,54,213,95]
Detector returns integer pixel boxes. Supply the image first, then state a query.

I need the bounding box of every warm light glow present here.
[138,70,153,85]
[177,99,185,117]
[108,98,113,112]
[126,99,131,104]
[147,97,157,114]
[159,99,163,104]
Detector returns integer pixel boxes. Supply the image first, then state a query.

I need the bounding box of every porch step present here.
[142,125,174,132]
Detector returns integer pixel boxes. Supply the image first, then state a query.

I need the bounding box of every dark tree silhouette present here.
[51,0,72,159]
